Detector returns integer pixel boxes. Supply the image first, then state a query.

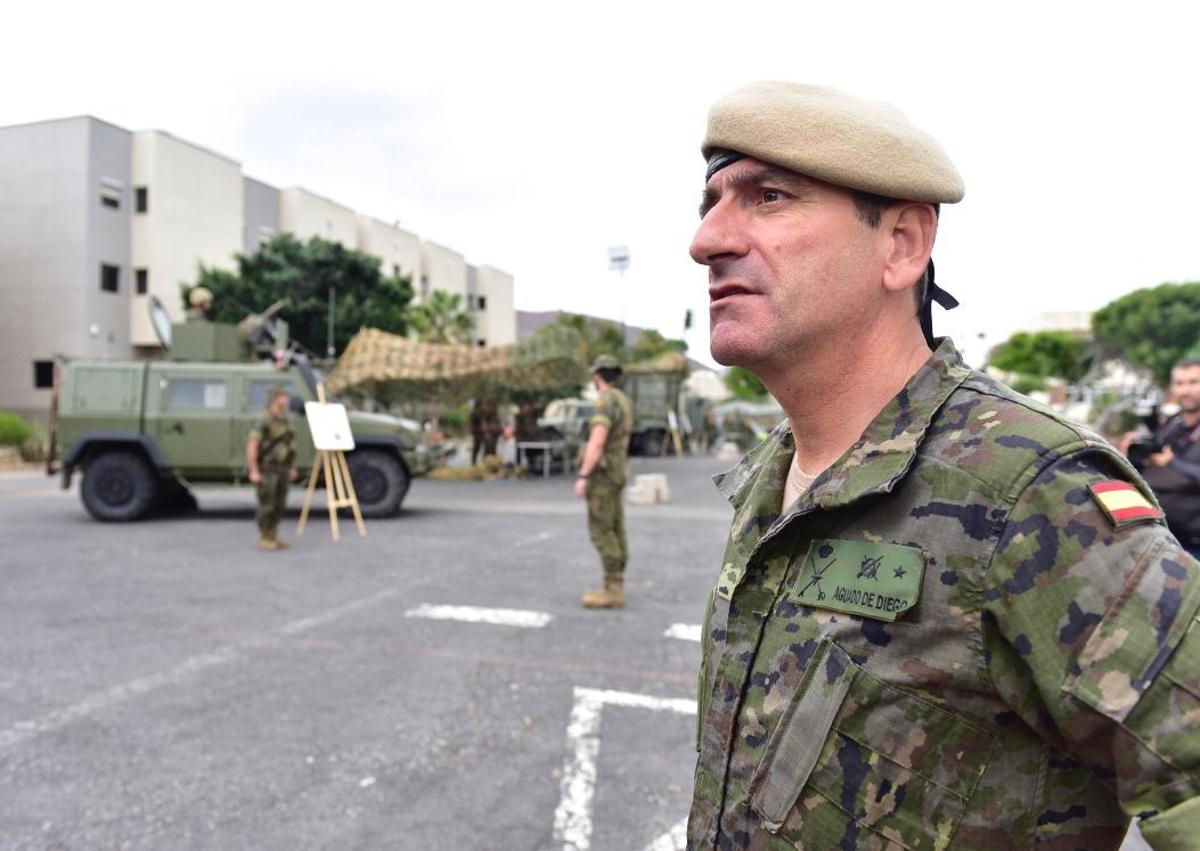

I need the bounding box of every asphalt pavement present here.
[0,456,728,851]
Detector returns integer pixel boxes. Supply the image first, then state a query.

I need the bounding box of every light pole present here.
[607,245,630,356]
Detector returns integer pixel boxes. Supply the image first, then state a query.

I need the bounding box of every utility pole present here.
[607,246,630,357]
[327,286,336,360]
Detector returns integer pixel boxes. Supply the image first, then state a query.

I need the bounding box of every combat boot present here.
[581,575,624,609]
[257,527,280,551]
[271,526,291,549]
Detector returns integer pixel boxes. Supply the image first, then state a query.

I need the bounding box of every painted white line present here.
[404,603,553,629]
[514,530,555,547]
[0,646,240,751]
[553,687,696,851]
[644,817,688,851]
[280,588,401,635]
[663,623,701,643]
[0,587,401,753]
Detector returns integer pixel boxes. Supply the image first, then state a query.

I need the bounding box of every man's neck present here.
[757,328,933,475]
[1180,410,1200,428]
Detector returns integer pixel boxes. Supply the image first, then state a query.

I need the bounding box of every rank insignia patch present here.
[789,539,925,622]
[1089,481,1163,529]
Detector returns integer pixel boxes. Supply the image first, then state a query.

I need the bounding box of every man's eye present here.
[761,189,784,204]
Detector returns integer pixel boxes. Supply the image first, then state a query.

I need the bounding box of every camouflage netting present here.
[326,325,589,404]
[624,350,690,375]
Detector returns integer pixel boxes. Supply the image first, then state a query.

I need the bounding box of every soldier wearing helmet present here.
[186,286,213,322]
[575,354,634,608]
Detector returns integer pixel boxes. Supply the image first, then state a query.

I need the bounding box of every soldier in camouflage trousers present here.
[246,387,297,551]
[575,355,635,608]
[686,82,1199,849]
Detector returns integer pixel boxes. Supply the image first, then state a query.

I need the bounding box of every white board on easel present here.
[305,402,356,451]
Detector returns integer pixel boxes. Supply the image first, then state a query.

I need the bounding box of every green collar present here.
[714,338,972,517]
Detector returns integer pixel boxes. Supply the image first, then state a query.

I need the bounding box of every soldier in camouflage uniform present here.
[185,286,212,322]
[575,355,635,608]
[687,82,1199,849]
[246,387,297,551]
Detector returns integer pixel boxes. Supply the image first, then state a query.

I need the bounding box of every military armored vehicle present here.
[623,351,690,456]
[48,298,434,521]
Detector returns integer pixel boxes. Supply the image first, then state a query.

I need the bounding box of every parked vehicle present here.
[49,298,434,521]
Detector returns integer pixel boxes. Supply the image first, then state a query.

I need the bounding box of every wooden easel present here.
[297,384,366,542]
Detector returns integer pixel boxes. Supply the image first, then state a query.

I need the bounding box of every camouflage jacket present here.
[250,413,296,472]
[688,339,1200,850]
[590,386,634,487]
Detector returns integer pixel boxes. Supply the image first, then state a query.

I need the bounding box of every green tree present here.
[988,330,1089,382]
[629,328,688,362]
[185,234,414,356]
[545,314,624,363]
[724,366,769,401]
[1092,282,1200,385]
[409,290,474,345]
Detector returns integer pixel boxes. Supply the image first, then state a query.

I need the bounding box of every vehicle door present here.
[152,370,234,479]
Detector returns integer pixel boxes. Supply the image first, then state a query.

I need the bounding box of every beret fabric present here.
[702,81,964,204]
[591,354,622,372]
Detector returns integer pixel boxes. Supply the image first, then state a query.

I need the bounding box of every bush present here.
[1010,374,1047,395]
[0,411,33,447]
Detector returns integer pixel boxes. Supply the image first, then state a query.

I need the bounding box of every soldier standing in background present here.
[687,82,1198,849]
[185,286,213,322]
[469,398,501,464]
[246,387,297,551]
[574,355,634,609]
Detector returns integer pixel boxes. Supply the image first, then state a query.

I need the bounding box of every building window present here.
[477,339,486,347]
[135,187,148,213]
[392,263,401,277]
[100,264,120,293]
[99,178,122,209]
[135,268,148,295]
[33,360,54,389]
[420,275,430,298]
[477,296,487,310]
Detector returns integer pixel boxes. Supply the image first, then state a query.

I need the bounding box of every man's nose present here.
[689,203,747,267]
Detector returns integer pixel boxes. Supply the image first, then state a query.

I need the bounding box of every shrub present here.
[0,412,33,447]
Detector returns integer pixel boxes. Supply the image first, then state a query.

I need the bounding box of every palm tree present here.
[409,290,474,345]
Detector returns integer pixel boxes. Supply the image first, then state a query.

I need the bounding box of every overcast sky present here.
[6,1,1197,368]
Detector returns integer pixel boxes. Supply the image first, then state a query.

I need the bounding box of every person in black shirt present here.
[1133,358,1200,557]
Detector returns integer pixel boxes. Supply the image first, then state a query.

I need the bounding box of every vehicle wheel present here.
[347,449,409,517]
[80,450,159,522]
[639,430,665,457]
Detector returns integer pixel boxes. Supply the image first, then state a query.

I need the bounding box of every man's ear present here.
[881,203,937,295]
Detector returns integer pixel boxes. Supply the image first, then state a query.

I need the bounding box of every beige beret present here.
[702,81,964,204]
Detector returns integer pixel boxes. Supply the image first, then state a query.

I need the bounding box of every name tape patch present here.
[1089,481,1162,529]
[790,539,925,622]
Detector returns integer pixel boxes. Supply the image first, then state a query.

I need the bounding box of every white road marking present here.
[280,588,401,635]
[553,687,696,851]
[0,646,240,752]
[404,603,553,629]
[514,530,555,547]
[663,623,701,642]
[644,817,688,851]
[0,587,401,753]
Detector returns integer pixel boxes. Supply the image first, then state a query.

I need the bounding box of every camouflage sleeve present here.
[248,416,267,442]
[983,447,1200,846]
[590,393,614,428]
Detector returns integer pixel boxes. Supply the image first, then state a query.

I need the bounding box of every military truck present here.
[49,298,433,521]
[623,351,690,456]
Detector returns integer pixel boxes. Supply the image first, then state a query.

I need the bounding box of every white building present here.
[0,115,518,418]
[130,130,244,351]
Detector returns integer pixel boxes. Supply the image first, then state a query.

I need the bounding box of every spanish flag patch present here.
[1089,481,1163,529]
